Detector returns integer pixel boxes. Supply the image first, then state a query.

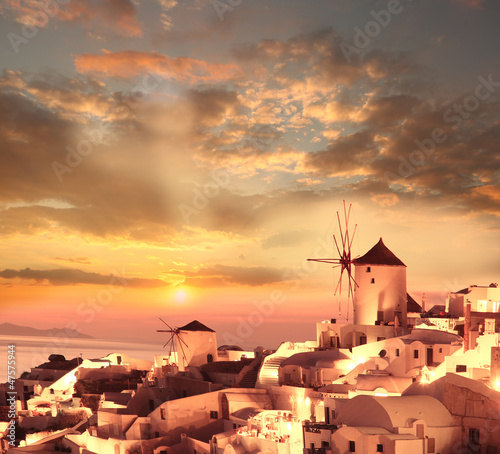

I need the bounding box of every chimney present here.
[464,303,471,352]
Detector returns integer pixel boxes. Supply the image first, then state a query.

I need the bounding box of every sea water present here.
[0,335,164,383]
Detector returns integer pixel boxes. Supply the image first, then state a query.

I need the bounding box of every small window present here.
[349,440,355,452]
[359,335,367,345]
[439,348,442,353]
[366,266,371,272]
[377,337,386,341]
[395,348,400,357]
[322,441,330,448]
[371,278,375,284]
[469,428,480,444]
[413,350,419,359]
[210,411,218,419]
[456,365,467,373]
[160,408,165,420]
[377,444,384,453]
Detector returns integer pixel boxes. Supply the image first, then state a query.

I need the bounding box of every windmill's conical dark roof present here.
[178,320,215,332]
[353,238,406,267]
[407,293,422,313]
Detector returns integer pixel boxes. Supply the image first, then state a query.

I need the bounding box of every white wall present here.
[217,350,255,361]
[102,353,154,370]
[181,331,218,368]
[448,286,500,316]
[97,408,137,439]
[316,322,396,350]
[354,264,407,327]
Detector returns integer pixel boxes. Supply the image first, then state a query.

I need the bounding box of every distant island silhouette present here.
[0,322,94,339]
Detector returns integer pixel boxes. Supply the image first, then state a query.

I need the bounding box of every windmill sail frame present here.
[157,317,190,368]
[307,200,359,319]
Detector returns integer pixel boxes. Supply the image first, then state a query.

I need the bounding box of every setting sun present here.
[175,290,188,304]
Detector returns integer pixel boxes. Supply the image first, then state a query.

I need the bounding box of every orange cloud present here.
[74,51,242,83]
[473,185,500,202]
[370,193,400,208]
[1,0,142,37]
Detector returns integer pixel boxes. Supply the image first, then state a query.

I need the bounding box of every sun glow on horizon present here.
[175,289,188,303]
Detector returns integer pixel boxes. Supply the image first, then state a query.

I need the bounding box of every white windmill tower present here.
[308,202,407,329]
[352,238,407,328]
[157,318,218,369]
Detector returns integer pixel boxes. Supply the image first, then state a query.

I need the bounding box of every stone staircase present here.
[255,355,289,388]
[237,357,262,388]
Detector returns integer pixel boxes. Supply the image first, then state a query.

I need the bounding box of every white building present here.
[447,284,500,316]
[322,395,460,454]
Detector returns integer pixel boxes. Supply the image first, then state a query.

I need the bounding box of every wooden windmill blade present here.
[158,317,174,331]
[157,318,191,367]
[164,332,174,350]
[175,334,189,366]
[307,200,359,320]
[157,319,178,361]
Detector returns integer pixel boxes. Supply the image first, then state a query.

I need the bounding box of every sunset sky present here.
[1,0,500,349]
